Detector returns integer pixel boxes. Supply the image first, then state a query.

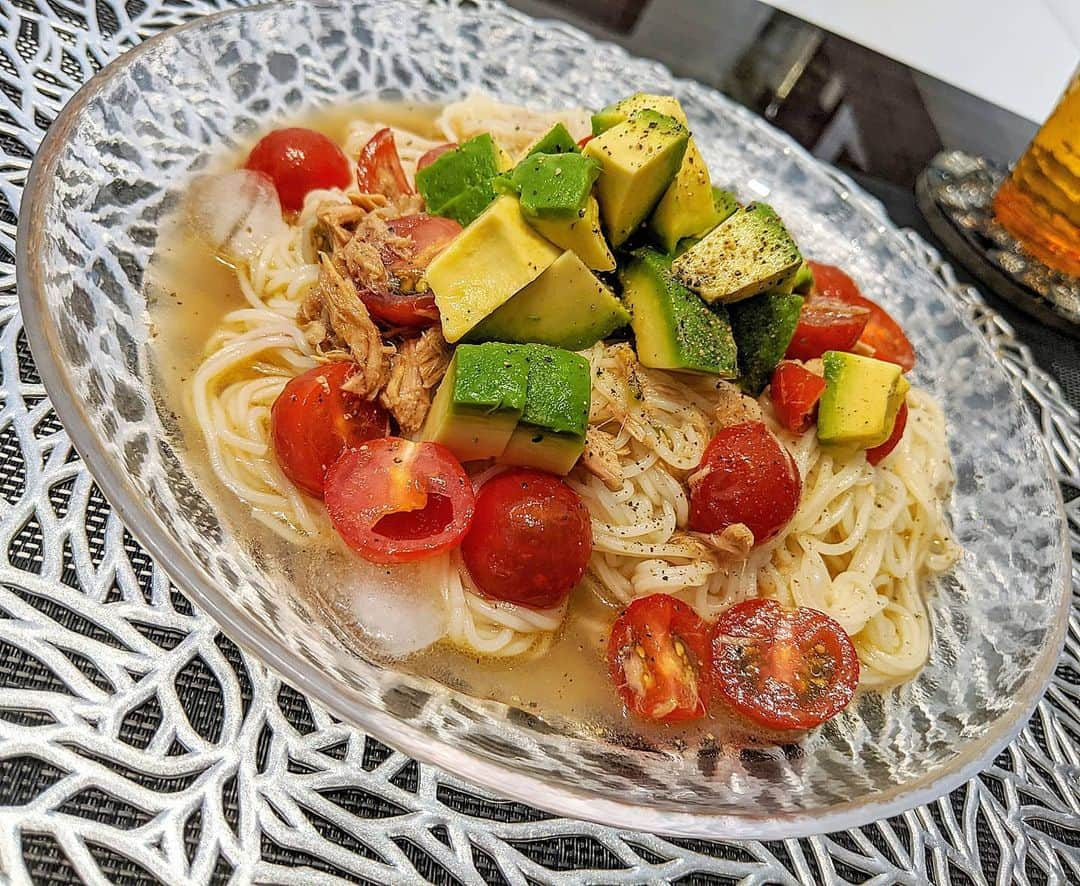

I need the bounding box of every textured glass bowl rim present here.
[15,0,1071,839]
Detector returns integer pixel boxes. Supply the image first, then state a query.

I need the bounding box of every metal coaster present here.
[916,149,1080,337]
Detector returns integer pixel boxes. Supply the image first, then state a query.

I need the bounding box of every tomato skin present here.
[866,400,909,466]
[577,134,594,148]
[608,594,712,723]
[770,361,827,434]
[270,363,390,497]
[357,214,460,329]
[244,127,351,212]
[785,299,870,361]
[461,469,592,609]
[355,128,413,199]
[712,598,859,731]
[325,438,474,565]
[807,261,915,371]
[416,142,457,173]
[688,422,801,544]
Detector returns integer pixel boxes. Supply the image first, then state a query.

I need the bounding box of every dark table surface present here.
[0,2,1077,885]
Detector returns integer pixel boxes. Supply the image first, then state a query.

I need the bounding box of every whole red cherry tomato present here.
[245,127,351,212]
[688,422,801,544]
[270,362,389,497]
[460,469,592,609]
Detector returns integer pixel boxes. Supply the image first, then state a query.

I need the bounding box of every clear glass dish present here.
[15,0,1070,838]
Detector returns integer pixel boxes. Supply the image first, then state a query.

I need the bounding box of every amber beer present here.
[993,69,1080,277]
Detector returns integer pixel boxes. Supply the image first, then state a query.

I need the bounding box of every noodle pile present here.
[186,98,959,682]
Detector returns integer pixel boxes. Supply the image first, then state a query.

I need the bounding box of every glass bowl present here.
[16,0,1070,838]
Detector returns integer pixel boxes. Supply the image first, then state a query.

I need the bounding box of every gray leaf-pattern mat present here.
[0,2,1078,883]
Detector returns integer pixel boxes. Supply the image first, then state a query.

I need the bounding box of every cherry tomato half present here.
[416,142,457,174]
[577,134,595,149]
[461,469,592,609]
[770,361,827,434]
[688,422,801,544]
[608,594,712,723]
[357,214,461,328]
[866,400,909,466]
[712,598,859,731]
[271,362,390,498]
[245,127,352,212]
[784,298,870,361]
[356,128,413,200]
[807,261,915,371]
[325,438,474,565]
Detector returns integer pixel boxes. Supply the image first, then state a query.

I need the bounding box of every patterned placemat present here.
[0,2,1078,883]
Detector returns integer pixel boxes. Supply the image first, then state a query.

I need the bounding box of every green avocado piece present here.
[620,247,738,377]
[497,345,591,475]
[728,291,804,394]
[591,93,687,135]
[529,195,616,271]
[583,109,689,247]
[791,260,815,294]
[466,251,629,350]
[420,343,530,461]
[509,152,601,220]
[672,188,741,256]
[712,187,739,223]
[526,122,580,156]
[415,133,503,214]
[672,202,802,303]
[817,351,909,450]
[438,181,497,226]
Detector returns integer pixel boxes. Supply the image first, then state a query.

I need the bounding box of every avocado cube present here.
[728,291,804,395]
[425,196,561,343]
[509,152,601,220]
[790,260,815,294]
[498,345,591,475]
[415,133,503,214]
[591,93,687,135]
[620,247,738,377]
[420,344,530,461]
[817,351,909,450]
[525,122,580,156]
[712,187,740,223]
[438,181,497,227]
[672,202,802,303]
[467,251,629,350]
[584,109,689,247]
[530,195,616,272]
[649,139,723,253]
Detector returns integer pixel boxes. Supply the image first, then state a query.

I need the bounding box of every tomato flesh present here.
[688,422,801,544]
[807,261,915,371]
[270,362,390,497]
[785,298,870,361]
[244,127,351,212]
[358,214,460,329]
[355,128,413,199]
[712,598,859,730]
[324,438,474,564]
[866,400,909,466]
[770,361,827,433]
[461,469,592,609]
[608,594,712,723]
[416,142,457,174]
